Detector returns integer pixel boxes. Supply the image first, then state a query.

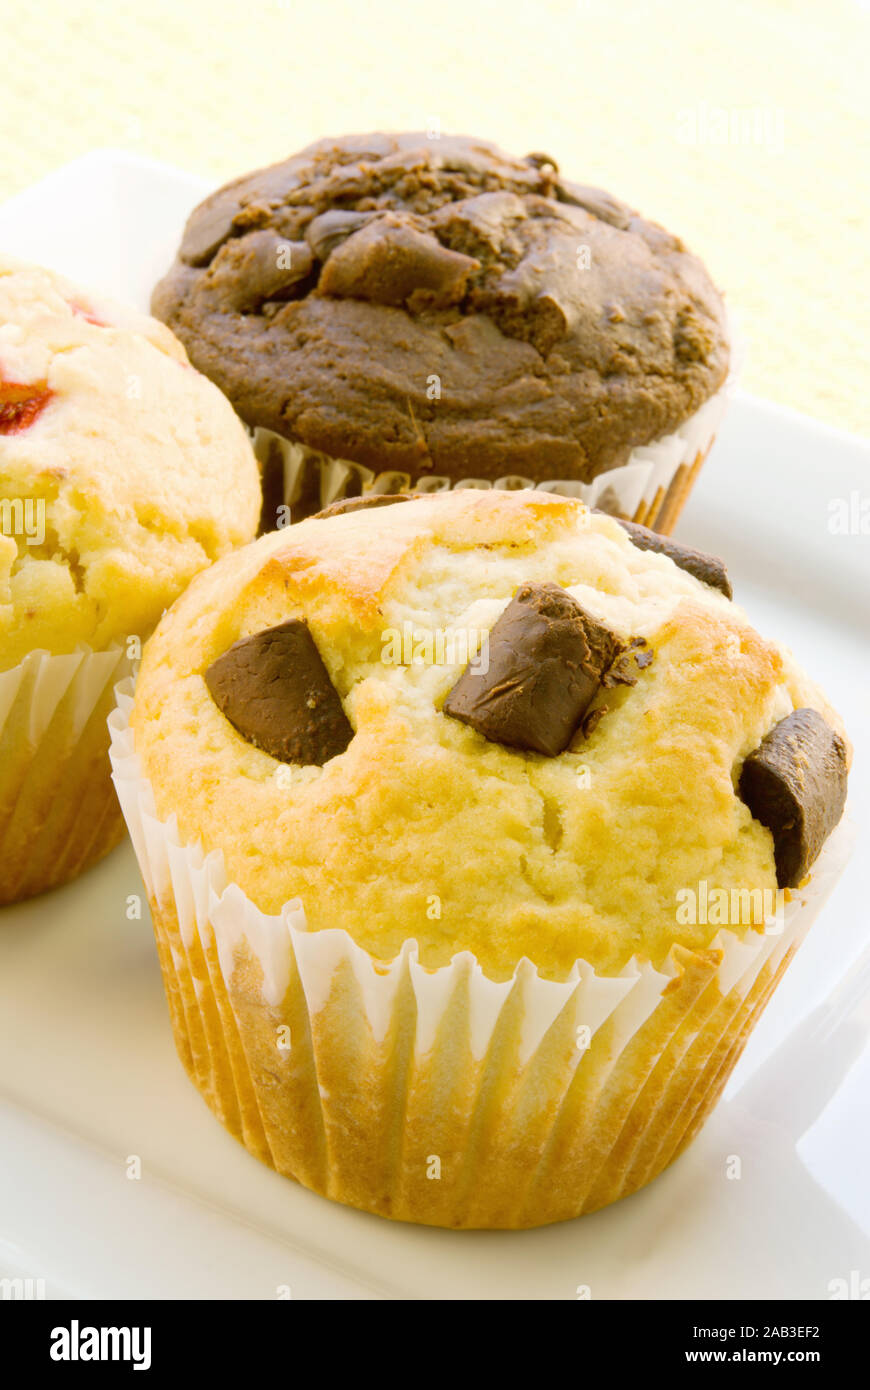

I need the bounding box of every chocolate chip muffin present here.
[111,490,850,1228]
[152,133,732,532]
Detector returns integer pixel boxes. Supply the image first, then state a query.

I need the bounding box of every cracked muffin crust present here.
[152,132,730,490]
[130,488,846,982]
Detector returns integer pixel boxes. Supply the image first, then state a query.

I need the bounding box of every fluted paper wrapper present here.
[109,684,850,1228]
[254,375,734,534]
[0,645,135,904]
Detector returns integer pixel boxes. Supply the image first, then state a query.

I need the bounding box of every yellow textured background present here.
[1,0,867,435]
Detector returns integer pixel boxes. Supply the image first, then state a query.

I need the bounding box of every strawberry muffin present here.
[0,255,261,903]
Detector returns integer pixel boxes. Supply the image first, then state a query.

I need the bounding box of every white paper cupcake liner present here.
[0,645,135,904]
[108,674,851,1228]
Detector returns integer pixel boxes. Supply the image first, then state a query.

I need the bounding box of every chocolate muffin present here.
[153,133,732,530]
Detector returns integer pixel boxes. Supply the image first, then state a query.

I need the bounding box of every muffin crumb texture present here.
[132,490,847,981]
[0,256,261,668]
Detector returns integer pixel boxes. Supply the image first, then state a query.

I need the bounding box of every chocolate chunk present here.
[443,581,622,756]
[312,493,412,520]
[205,619,353,766]
[738,708,848,888]
[605,635,654,686]
[578,705,608,740]
[610,515,732,599]
[555,179,632,230]
[204,230,314,312]
[305,209,375,262]
[181,191,242,266]
[318,214,479,310]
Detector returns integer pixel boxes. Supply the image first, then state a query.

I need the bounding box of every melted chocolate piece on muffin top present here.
[598,511,733,598]
[738,708,848,888]
[205,619,353,766]
[443,581,650,755]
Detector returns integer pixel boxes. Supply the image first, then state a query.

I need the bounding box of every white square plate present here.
[1,152,868,1300]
